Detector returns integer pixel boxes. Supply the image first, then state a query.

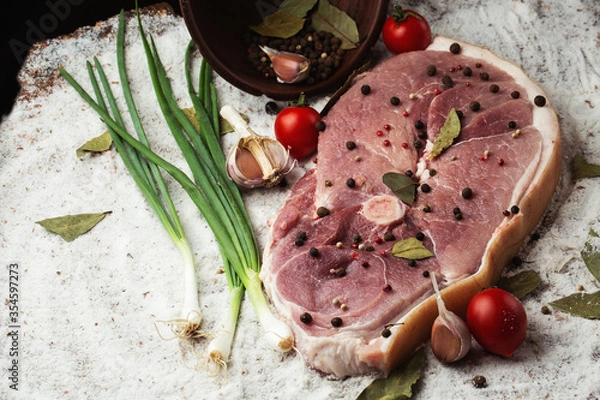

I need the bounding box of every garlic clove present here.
[220,105,297,189]
[430,272,471,363]
[260,46,311,84]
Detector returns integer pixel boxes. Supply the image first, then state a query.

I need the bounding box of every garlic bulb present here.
[220,105,296,189]
[430,272,471,363]
[260,46,311,84]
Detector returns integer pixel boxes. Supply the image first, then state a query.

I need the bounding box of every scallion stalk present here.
[60,7,294,368]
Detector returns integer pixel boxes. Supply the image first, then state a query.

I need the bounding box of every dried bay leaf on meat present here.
[391,238,434,260]
[549,291,600,319]
[356,347,425,400]
[311,0,359,50]
[76,130,113,158]
[572,155,600,181]
[497,270,541,299]
[430,108,461,159]
[36,211,111,242]
[581,229,600,284]
[382,172,418,205]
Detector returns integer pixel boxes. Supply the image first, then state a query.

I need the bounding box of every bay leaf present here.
[250,10,305,38]
[572,155,600,180]
[76,130,113,158]
[36,211,111,242]
[392,238,434,260]
[549,291,600,319]
[430,108,461,159]
[280,0,318,18]
[312,0,359,50]
[382,172,418,205]
[497,270,541,299]
[581,229,600,283]
[357,347,425,400]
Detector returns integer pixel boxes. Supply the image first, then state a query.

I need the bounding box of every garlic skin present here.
[220,105,296,189]
[260,46,311,84]
[430,272,471,363]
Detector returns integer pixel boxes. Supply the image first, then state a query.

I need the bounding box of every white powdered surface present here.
[1,1,599,399]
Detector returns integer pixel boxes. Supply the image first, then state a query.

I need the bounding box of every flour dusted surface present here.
[1,1,599,399]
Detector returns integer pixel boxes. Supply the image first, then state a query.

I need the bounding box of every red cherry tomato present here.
[274,105,321,160]
[466,288,527,357]
[382,5,432,54]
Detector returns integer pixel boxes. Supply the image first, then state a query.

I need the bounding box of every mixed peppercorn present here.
[244,23,347,84]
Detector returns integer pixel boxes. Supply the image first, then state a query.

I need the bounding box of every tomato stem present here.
[391,5,407,23]
[391,4,422,23]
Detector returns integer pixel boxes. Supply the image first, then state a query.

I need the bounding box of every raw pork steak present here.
[261,36,561,377]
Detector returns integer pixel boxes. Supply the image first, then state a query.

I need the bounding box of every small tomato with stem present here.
[466,288,527,357]
[382,5,432,54]
[274,93,322,160]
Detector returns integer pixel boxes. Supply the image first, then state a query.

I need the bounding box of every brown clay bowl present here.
[179,0,390,100]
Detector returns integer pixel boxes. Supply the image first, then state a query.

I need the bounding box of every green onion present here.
[59,7,294,366]
[63,10,204,341]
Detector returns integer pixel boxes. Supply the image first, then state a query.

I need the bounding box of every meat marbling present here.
[261,36,561,377]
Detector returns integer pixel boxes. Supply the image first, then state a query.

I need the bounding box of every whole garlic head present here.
[221,105,296,189]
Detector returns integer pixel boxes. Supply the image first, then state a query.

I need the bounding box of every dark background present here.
[1,0,180,118]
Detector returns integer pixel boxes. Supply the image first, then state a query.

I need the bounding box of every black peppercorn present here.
[422,270,430,278]
[490,84,500,93]
[453,207,462,215]
[420,183,431,193]
[534,95,547,107]
[511,90,521,99]
[309,247,319,257]
[480,72,490,81]
[361,84,371,95]
[331,317,343,327]
[384,231,395,241]
[463,66,473,77]
[461,187,473,199]
[408,259,417,267]
[390,96,400,106]
[265,101,279,115]
[365,245,375,252]
[508,120,517,129]
[418,130,428,140]
[426,64,437,76]
[346,141,357,150]
[294,238,304,246]
[449,42,461,54]
[296,231,307,241]
[414,120,425,130]
[511,205,520,214]
[414,140,423,149]
[315,120,326,131]
[416,232,425,241]
[455,213,463,220]
[472,375,487,389]
[470,101,481,112]
[381,328,392,338]
[346,178,356,188]
[429,169,437,177]
[442,75,454,88]
[405,169,414,177]
[316,206,330,217]
[300,312,312,324]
